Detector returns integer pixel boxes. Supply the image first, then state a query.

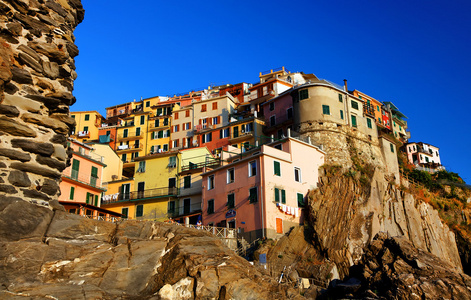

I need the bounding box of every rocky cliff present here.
[0,0,83,205]
[306,164,462,278]
[0,197,301,299]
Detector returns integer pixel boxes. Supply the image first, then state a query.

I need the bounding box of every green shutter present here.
[69,187,75,200]
[275,188,279,202]
[122,207,128,218]
[274,161,281,176]
[86,192,90,204]
[158,130,163,138]
[95,195,98,206]
[184,175,191,188]
[91,166,98,178]
[297,193,304,207]
[136,205,143,217]
[72,159,80,171]
[281,189,286,204]
[367,118,372,129]
[338,94,343,102]
[351,115,357,127]
[340,110,344,120]
[166,129,170,137]
[164,118,168,126]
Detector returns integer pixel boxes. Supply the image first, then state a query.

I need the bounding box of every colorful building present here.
[71,111,105,143]
[59,139,119,220]
[201,136,325,242]
[405,142,443,172]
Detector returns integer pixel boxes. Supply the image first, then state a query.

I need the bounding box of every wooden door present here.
[276,218,283,234]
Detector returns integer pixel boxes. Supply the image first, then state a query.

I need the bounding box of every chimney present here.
[343,79,348,92]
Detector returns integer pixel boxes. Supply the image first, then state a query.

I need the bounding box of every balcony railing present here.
[102,187,179,205]
[63,169,102,189]
[167,202,202,218]
[117,132,143,140]
[180,158,220,172]
[364,104,375,116]
[116,144,143,152]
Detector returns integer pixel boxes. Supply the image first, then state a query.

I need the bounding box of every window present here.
[227,193,235,208]
[137,161,146,172]
[220,128,230,138]
[340,110,344,120]
[185,110,190,117]
[322,105,330,115]
[269,102,275,111]
[351,100,359,110]
[136,127,141,136]
[299,89,309,100]
[274,161,281,176]
[367,118,372,129]
[202,132,212,143]
[212,102,218,110]
[163,144,168,151]
[338,94,343,102]
[173,125,179,132]
[208,175,214,190]
[83,126,89,132]
[297,193,305,207]
[121,153,127,163]
[140,115,145,125]
[287,107,293,119]
[213,117,219,125]
[227,168,235,184]
[146,101,150,107]
[207,199,214,214]
[123,129,128,138]
[270,115,276,127]
[184,175,191,189]
[184,122,191,130]
[84,114,90,121]
[351,115,357,127]
[121,208,128,218]
[154,119,160,127]
[233,126,239,138]
[168,156,177,168]
[71,159,80,179]
[157,108,163,116]
[163,118,169,126]
[248,161,257,177]
[174,112,179,120]
[390,143,394,153]
[136,205,143,217]
[274,188,286,204]
[201,104,207,112]
[294,167,301,182]
[377,105,380,112]
[425,156,429,163]
[168,201,175,213]
[249,187,258,203]
[69,186,75,200]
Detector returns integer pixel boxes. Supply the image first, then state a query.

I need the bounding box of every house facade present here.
[202,137,325,242]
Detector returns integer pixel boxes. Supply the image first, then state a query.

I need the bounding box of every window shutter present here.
[275,188,279,202]
[297,193,304,207]
[69,186,75,200]
[91,166,98,178]
[274,161,281,176]
[95,195,98,206]
[281,189,286,204]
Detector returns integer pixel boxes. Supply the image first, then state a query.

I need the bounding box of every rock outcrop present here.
[320,233,471,299]
[0,197,301,299]
[0,0,83,205]
[307,166,462,278]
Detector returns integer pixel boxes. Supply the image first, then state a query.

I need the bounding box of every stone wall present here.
[0,0,84,206]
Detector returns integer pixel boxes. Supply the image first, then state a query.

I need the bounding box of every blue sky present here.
[72,0,471,182]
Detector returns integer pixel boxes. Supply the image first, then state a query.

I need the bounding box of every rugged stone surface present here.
[0,198,301,299]
[0,0,84,204]
[320,233,471,299]
[307,166,462,278]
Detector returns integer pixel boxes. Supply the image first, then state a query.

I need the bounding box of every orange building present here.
[59,139,120,220]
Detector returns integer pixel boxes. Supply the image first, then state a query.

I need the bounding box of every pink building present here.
[405,142,444,173]
[201,136,325,242]
[262,92,293,139]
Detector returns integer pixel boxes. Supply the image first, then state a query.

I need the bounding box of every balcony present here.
[180,158,221,173]
[102,187,179,204]
[63,170,105,191]
[364,104,375,117]
[229,131,253,143]
[193,124,214,133]
[76,131,90,138]
[148,122,170,132]
[116,143,143,153]
[167,202,202,218]
[117,131,144,141]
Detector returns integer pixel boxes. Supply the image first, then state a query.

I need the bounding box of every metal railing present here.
[180,158,220,172]
[102,187,179,204]
[168,202,202,218]
[117,132,143,139]
[63,169,103,189]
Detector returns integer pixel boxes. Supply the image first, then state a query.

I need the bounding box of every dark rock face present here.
[320,233,471,299]
[0,0,84,205]
[0,198,301,299]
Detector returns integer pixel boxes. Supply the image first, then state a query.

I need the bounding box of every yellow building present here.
[71,111,104,143]
[101,177,135,218]
[103,147,214,222]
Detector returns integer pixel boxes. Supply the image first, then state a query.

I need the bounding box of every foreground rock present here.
[320,233,471,299]
[0,197,301,299]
